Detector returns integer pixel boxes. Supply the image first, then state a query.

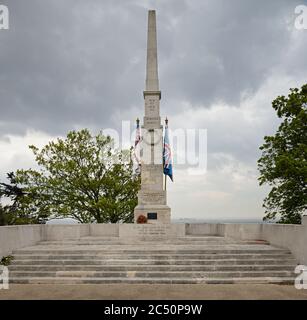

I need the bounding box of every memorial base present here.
[134,205,171,224]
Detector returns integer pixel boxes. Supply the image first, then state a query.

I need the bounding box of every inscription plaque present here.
[147,212,157,220]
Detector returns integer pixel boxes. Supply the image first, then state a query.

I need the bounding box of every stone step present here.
[9,270,295,278]
[38,237,231,244]
[8,276,295,285]
[10,258,297,266]
[177,238,269,244]
[8,264,296,272]
[36,240,231,245]
[9,235,296,285]
[13,248,291,255]
[88,236,224,240]
[41,238,290,245]
[36,237,269,245]
[11,253,294,260]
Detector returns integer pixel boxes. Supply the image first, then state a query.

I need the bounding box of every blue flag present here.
[163,121,173,181]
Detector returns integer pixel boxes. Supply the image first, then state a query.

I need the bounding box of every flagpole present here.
[164,129,166,191]
[163,116,168,191]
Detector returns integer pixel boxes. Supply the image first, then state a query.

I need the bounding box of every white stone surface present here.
[145,10,159,92]
[186,221,307,265]
[134,10,171,224]
[90,224,119,237]
[41,224,89,241]
[1,221,306,265]
[6,233,298,285]
[0,225,41,258]
[134,206,171,224]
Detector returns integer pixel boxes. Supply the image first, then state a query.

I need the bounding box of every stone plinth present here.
[134,204,171,224]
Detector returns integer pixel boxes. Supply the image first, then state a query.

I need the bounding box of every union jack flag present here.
[133,118,141,174]
[163,118,173,181]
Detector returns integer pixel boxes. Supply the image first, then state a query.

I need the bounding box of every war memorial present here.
[0,10,306,294]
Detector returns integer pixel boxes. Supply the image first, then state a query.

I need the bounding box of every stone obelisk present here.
[134,10,171,224]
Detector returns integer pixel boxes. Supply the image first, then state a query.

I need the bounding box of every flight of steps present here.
[8,235,297,284]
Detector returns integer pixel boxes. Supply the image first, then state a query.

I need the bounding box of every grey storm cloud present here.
[0,0,307,219]
[0,0,305,137]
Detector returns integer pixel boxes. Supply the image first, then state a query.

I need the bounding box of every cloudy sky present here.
[0,0,306,221]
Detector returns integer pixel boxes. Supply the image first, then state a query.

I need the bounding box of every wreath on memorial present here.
[136,214,147,224]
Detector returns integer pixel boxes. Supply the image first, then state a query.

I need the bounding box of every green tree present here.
[11,129,140,223]
[0,172,44,225]
[258,84,307,224]
[0,204,6,226]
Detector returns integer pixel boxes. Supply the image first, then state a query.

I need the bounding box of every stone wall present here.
[0,218,306,264]
[0,225,42,258]
[186,216,307,264]
[41,224,90,241]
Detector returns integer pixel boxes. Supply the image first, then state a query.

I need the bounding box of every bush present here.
[0,255,14,266]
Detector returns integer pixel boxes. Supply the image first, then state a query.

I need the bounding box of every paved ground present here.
[0,284,307,300]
